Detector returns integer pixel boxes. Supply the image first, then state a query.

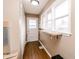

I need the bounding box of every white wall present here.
[19,0,26,57]
[56,0,75,59]
[4,0,26,59]
[4,0,20,53]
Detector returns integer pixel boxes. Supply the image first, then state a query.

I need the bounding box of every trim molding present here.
[39,40,52,58]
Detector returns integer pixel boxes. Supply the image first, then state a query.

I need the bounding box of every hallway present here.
[3,0,75,59]
[23,41,50,59]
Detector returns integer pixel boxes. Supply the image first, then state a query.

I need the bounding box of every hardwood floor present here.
[23,41,50,59]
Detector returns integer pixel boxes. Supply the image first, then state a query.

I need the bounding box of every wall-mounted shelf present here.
[62,33,72,37]
[40,30,72,40]
[40,30,62,36]
[40,30,62,39]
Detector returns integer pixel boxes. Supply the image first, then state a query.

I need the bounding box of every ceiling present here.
[23,0,49,14]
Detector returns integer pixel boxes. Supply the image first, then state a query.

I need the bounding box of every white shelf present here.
[40,30,62,36]
[40,30,72,37]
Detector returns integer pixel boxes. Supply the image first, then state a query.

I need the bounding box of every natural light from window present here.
[40,0,70,34]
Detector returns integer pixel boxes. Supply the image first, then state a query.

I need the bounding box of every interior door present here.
[27,17,38,42]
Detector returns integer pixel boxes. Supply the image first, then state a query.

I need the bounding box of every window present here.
[41,11,52,31]
[42,15,46,29]
[55,0,68,18]
[40,15,47,29]
[46,11,52,31]
[55,16,69,33]
[40,0,70,34]
[55,0,70,33]
[29,20,37,29]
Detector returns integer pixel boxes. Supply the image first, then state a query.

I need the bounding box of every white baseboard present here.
[39,40,52,58]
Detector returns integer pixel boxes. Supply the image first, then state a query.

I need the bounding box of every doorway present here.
[27,17,38,42]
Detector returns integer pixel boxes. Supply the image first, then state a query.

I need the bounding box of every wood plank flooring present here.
[23,41,50,59]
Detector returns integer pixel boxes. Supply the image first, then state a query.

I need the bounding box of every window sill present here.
[40,30,72,37]
[40,30,62,36]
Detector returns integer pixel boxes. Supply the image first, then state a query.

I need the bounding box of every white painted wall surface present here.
[4,0,26,59]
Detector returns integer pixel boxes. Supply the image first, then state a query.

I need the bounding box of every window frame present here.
[40,0,71,35]
[46,10,52,31]
[54,0,71,33]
